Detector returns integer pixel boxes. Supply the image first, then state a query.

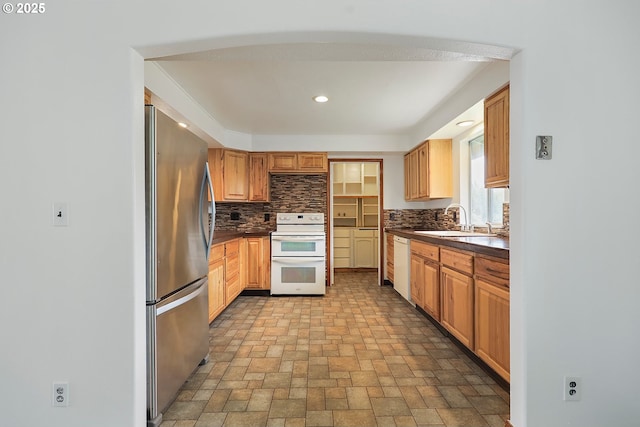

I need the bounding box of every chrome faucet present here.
[444,203,469,231]
[486,222,493,234]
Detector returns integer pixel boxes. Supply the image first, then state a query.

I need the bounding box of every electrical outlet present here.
[564,376,581,401]
[53,382,69,407]
[536,135,553,159]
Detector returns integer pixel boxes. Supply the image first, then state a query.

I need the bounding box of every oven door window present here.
[281,241,317,253]
[281,266,317,284]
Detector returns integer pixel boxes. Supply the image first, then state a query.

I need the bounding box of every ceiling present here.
[151,43,497,139]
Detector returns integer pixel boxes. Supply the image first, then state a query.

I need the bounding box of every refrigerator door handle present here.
[199,162,216,260]
[157,280,207,316]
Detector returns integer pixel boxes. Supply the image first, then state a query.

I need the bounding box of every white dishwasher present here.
[393,236,411,303]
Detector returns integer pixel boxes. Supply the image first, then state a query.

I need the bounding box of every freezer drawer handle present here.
[157,283,206,316]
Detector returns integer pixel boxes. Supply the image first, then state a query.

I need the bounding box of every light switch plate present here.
[536,135,552,160]
[53,202,69,226]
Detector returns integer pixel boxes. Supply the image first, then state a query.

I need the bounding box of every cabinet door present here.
[422,259,440,321]
[249,153,269,202]
[208,260,225,323]
[484,85,509,188]
[223,150,249,200]
[245,237,265,288]
[410,254,424,307]
[268,153,297,171]
[475,278,510,382]
[225,239,241,302]
[409,150,419,200]
[417,143,429,199]
[403,154,411,201]
[385,233,394,282]
[298,153,327,172]
[353,237,375,268]
[440,266,474,348]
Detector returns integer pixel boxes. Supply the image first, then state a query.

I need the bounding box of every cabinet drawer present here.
[334,258,351,268]
[209,243,224,263]
[225,239,240,256]
[333,228,352,238]
[225,273,241,301]
[475,255,509,288]
[225,255,239,276]
[353,229,376,238]
[441,248,473,275]
[334,237,351,248]
[410,241,439,261]
[334,247,351,258]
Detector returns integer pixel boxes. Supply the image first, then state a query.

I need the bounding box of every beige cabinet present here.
[249,152,270,202]
[484,85,510,188]
[332,162,379,196]
[333,227,352,268]
[410,241,440,321]
[333,197,378,228]
[333,228,377,268]
[244,236,271,290]
[208,243,226,323]
[404,139,452,201]
[208,149,249,202]
[353,229,377,268]
[268,152,327,173]
[440,248,474,349]
[474,255,510,381]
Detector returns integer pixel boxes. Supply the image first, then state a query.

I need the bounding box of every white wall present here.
[2,2,640,427]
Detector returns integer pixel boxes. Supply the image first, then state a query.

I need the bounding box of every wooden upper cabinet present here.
[208,149,249,202]
[268,152,328,173]
[484,85,510,188]
[403,154,411,201]
[249,152,269,202]
[298,153,327,172]
[404,139,452,201]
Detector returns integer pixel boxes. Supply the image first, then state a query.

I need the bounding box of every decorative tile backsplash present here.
[213,174,328,231]
[383,203,510,237]
[212,172,508,238]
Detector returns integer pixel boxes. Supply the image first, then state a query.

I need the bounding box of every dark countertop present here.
[212,229,272,245]
[385,228,509,260]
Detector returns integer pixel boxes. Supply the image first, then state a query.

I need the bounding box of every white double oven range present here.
[271,213,326,296]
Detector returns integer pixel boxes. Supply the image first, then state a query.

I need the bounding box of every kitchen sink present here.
[414,230,497,237]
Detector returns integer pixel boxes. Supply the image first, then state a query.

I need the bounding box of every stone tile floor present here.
[160,272,509,427]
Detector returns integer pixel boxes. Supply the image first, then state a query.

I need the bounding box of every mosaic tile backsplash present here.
[213,174,328,231]
[384,203,510,237]
[211,172,508,238]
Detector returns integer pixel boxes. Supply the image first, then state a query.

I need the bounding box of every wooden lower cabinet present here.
[385,233,394,283]
[475,278,510,382]
[244,236,270,290]
[474,254,510,382]
[208,244,226,323]
[225,238,241,303]
[440,266,474,349]
[410,241,440,320]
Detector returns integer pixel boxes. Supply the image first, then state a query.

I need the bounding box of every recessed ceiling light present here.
[313,95,328,103]
[178,122,188,128]
[456,120,474,127]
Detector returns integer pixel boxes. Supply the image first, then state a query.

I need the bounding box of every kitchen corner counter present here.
[385,228,509,259]
[212,229,272,245]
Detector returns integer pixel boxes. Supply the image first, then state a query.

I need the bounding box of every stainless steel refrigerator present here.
[145,105,214,427]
